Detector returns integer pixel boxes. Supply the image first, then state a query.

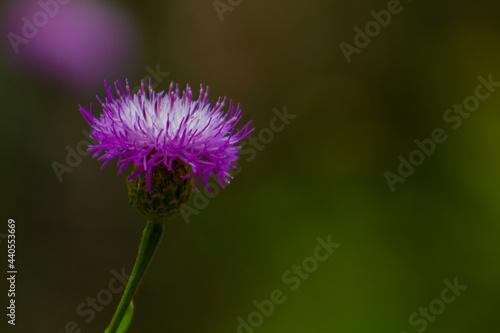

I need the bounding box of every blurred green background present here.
[2,0,500,332]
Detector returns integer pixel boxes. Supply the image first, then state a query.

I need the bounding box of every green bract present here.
[127,159,195,223]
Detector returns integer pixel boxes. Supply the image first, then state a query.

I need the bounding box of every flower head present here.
[4,0,138,90]
[80,80,254,194]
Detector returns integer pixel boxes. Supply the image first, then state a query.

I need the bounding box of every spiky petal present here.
[80,80,254,193]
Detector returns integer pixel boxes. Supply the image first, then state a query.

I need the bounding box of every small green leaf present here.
[105,302,134,333]
[116,302,134,333]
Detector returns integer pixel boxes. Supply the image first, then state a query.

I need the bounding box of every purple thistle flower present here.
[80,80,254,193]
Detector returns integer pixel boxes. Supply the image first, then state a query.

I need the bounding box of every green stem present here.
[105,221,164,333]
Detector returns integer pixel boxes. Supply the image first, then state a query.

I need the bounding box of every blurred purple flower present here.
[3,0,139,89]
[80,80,254,192]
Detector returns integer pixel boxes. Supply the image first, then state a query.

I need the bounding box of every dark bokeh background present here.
[2,0,500,332]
